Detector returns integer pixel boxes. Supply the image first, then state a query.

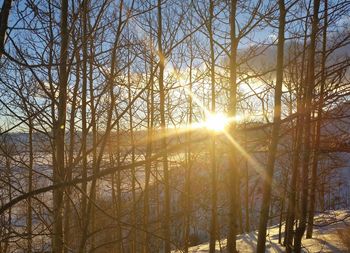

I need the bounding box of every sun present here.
[205,113,230,132]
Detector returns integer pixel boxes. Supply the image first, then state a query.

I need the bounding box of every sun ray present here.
[221,129,281,190]
[148,80,274,187]
[222,130,267,179]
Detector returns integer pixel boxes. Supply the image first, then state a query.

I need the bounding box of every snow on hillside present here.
[174,210,350,253]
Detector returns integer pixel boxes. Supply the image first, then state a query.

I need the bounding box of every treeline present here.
[0,0,350,253]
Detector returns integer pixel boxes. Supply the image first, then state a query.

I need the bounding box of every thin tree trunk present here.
[278,198,284,244]
[143,81,154,253]
[256,1,286,252]
[306,0,327,239]
[110,124,122,253]
[184,44,194,253]
[294,1,320,251]
[0,0,12,58]
[319,174,325,211]
[53,0,69,251]
[245,150,249,232]
[89,20,98,251]
[116,121,123,253]
[64,32,80,253]
[244,126,250,233]
[27,118,33,253]
[227,0,238,252]
[111,163,118,253]
[157,1,171,252]
[284,10,310,251]
[278,172,288,245]
[80,0,89,249]
[3,157,12,253]
[143,31,155,253]
[208,1,217,252]
[127,47,137,253]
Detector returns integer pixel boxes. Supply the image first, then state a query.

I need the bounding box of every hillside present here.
[175,210,350,252]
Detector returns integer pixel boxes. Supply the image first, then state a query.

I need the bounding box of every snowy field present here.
[174,210,350,252]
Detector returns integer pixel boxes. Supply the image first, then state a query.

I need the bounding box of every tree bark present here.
[0,0,12,58]
[27,118,33,253]
[64,31,80,253]
[143,28,155,253]
[157,1,171,252]
[284,9,310,250]
[306,0,327,239]
[227,0,238,252]
[53,0,69,252]
[294,0,320,251]
[127,45,137,253]
[80,0,89,249]
[184,34,194,253]
[256,1,286,252]
[208,1,217,252]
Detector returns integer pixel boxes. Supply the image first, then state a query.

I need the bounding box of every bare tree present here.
[53,0,69,251]
[157,1,171,252]
[306,0,328,239]
[208,1,218,252]
[227,0,238,252]
[256,1,286,252]
[0,0,12,58]
[294,1,321,251]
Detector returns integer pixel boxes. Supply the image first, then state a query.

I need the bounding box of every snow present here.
[174,210,350,253]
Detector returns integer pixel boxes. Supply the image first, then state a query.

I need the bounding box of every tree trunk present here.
[184,36,194,253]
[27,118,33,253]
[256,1,286,252]
[0,0,12,58]
[227,0,238,252]
[284,8,310,250]
[143,30,155,253]
[110,120,122,253]
[294,0,320,251]
[306,0,327,239]
[157,1,171,252]
[208,1,217,252]
[80,0,89,249]
[245,143,250,233]
[128,46,137,253]
[53,0,69,252]
[89,21,98,251]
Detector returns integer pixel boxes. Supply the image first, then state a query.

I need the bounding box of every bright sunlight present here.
[204,113,230,132]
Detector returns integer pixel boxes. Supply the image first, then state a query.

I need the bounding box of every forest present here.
[0,0,350,252]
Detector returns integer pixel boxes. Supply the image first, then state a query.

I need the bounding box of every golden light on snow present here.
[204,113,230,132]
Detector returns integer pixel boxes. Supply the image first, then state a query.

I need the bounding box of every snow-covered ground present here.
[174,210,350,253]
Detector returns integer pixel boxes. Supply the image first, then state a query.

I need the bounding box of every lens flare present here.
[205,113,230,132]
